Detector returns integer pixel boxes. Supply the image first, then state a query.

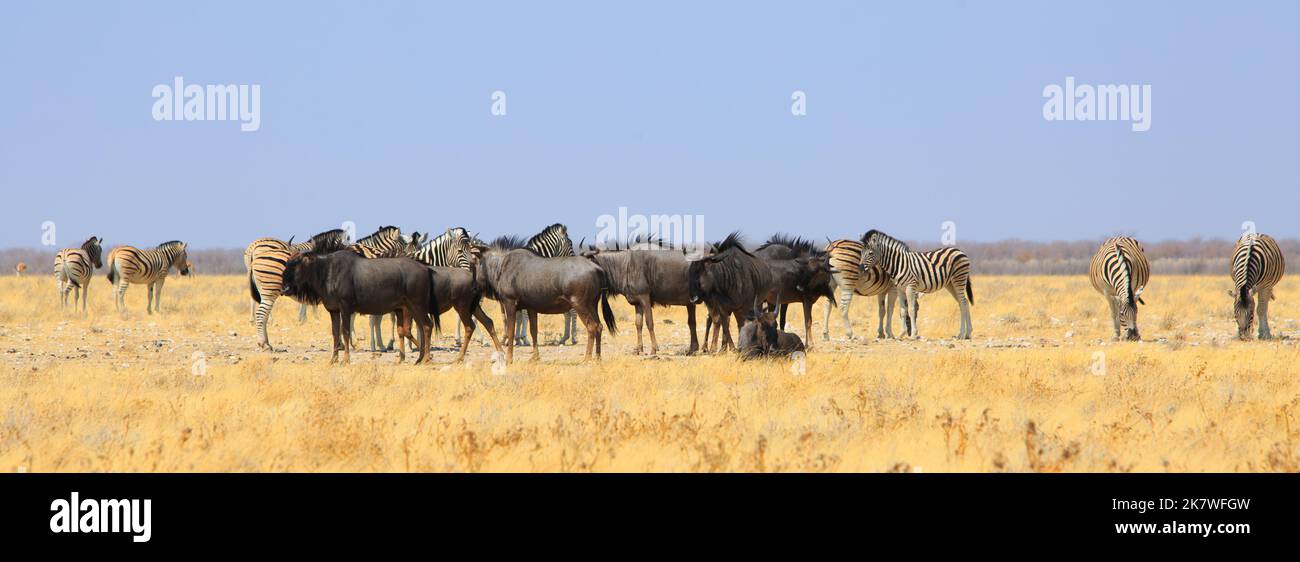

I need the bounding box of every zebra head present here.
[1231,286,1255,339]
[82,236,104,269]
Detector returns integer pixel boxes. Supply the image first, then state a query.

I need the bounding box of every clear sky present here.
[2,1,1297,249]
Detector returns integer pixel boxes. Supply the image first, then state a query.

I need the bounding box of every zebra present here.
[1230,233,1286,340]
[1088,236,1150,341]
[106,241,190,314]
[348,226,424,352]
[14,262,26,277]
[246,228,351,351]
[821,238,911,340]
[54,236,104,312]
[860,229,974,339]
[515,224,579,346]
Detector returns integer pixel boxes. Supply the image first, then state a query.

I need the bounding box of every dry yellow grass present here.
[1,274,1298,472]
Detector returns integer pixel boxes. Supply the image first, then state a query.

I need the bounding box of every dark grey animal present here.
[282,251,440,365]
[470,243,617,363]
[737,309,806,360]
[753,234,835,349]
[582,240,701,355]
[687,233,774,353]
[394,266,505,363]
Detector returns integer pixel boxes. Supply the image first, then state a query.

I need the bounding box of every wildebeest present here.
[753,234,834,349]
[687,233,774,353]
[470,242,616,363]
[737,308,806,359]
[581,238,702,355]
[391,265,506,363]
[282,250,441,365]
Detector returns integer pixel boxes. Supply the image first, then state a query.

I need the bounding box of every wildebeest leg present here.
[685,304,699,355]
[778,303,789,331]
[643,299,660,356]
[471,305,504,353]
[392,309,408,363]
[329,310,342,364]
[703,314,713,353]
[706,310,721,353]
[411,308,431,364]
[340,305,354,365]
[527,310,541,362]
[454,305,474,363]
[802,299,814,350]
[633,303,645,354]
[576,305,600,361]
[501,301,518,364]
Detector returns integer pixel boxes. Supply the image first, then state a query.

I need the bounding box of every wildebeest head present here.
[687,232,750,306]
[467,244,503,300]
[282,252,325,304]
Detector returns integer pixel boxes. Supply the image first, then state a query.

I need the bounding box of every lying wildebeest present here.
[282,250,440,365]
[581,237,702,355]
[391,265,505,363]
[687,233,775,353]
[737,308,806,359]
[753,234,834,349]
[470,242,617,363]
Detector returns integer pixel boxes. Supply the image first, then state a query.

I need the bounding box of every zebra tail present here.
[106,261,117,286]
[427,269,442,337]
[600,290,618,336]
[966,276,974,305]
[248,272,261,303]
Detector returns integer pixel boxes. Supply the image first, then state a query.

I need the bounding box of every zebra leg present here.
[947,284,971,339]
[904,286,920,338]
[146,283,155,315]
[567,310,579,345]
[255,294,278,351]
[154,279,166,314]
[1105,297,1122,339]
[878,293,889,339]
[298,302,308,324]
[1258,288,1274,340]
[79,284,87,313]
[116,279,129,313]
[515,311,529,346]
[369,315,383,353]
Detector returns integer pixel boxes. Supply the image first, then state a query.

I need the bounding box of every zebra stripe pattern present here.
[246,229,351,350]
[1231,233,1285,340]
[410,227,472,269]
[821,239,910,340]
[55,236,104,312]
[1088,236,1150,341]
[517,224,579,345]
[107,240,190,314]
[860,229,974,339]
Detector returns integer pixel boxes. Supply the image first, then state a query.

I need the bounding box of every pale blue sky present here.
[2,1,1297,248]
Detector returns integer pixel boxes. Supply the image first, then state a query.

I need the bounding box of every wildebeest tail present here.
[427,269,442,336]
[601,290,618,336]
[248,272,261,303]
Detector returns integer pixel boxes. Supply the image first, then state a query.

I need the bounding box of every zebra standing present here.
[821,238,911,340]
[1230,233,1286,340]
[246,228,351,351]
[1088,236,1150,341]
[516,224,579,346]
[349,226,424,352]
[54,236,104,312]
[860,230,974,339]
[107,241,190,314]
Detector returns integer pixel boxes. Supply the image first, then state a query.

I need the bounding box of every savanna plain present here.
[1,274,1297,472]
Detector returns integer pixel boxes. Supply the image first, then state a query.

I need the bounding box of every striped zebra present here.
[821,238,911,340]
[106,241,191,314]
[245,228,350,350]
[1230,233,1286,340]
[54,236,104,312]
[516,224,579,346]
[349,226,424,352]
[1088,236,1150,341]
[860,230,974,339]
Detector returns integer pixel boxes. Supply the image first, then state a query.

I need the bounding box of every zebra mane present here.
[1111,238,1137,307]
[356,226,401,246]
[310,228,348,244]
[860,229,910,251]
[156,240,185,250]
[80,236,101,251]
[527,223,570,245]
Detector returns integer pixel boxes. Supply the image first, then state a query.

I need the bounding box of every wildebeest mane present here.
[757,233,825,258]
[714,231,752,256]
[489,235,529,252]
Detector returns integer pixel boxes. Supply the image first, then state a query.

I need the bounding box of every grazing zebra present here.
[1230,233,1286,340]
[860,230,974,339]
[246,228,350,351]
[54,236,104,312]
[107,241,190,314]
[14,262,26,277]
[1088,236,1150,341]
[821,238,911,340]
[349,226,424,352]
[514,224,580,346]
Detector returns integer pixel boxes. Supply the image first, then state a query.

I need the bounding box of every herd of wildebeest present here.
[33,222,1287,365]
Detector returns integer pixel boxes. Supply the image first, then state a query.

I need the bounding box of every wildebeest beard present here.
[281,254,326,305]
